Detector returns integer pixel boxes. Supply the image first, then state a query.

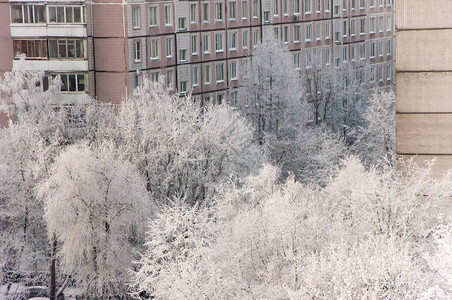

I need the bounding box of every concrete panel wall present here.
[95,72,128,105]
[396,72,452,113]
[94,38,127,72]
[396,30,452,72]
[397,0,452,30]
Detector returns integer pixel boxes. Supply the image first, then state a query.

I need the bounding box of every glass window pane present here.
[69,74,77,91]
[43,76,49,91]
[77,74,85,91]
[23,6,31,23]
[14,41,21,56]
[49,7,56,22]
[49,40,58,57]
[57,7,64,22]
[11,5,23,23]
[58,41,67,58]
[66,7,73,23]
[35,6,46,23]
[21,40,27,56]
[60,75,68,91]
[67,40,76,58]
[74,7,81,23]
[76,40,83,57]
[35,41,42,57]
[41,40,47,58]
[27,41,33,57]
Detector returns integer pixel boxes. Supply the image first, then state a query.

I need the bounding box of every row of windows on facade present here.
[11,5,85,24]
[293,39,391,70]
[37,73,86,93]
[13,39,85,59]
[133,0,391,30]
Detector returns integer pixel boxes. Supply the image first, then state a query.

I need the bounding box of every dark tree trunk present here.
[50,234,57,300]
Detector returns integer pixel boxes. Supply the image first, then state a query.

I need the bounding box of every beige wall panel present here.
[92,5,126,38]
[396,30,452,72]
[95,72,128,105]
[94,38,127,72]
[397,114,452,154]
[397,0,452,29]
[396,72,452,113]
[397,155,452,179]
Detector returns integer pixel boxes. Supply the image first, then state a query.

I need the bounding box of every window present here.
[264,11,270,22]
[180,81,188,93]
[379,16,383,32]
[305,0,311,13]
[253,29,259,46]
[230,90,238,106]
[343,20,347,37]
[360,0,365,9]
[325,47,331,65]
[387,15,391,31]
[166,37,173,57]
[370,17,375,33]
[48,6,83,23]
[191,35,198,55]
[334,5,339,15]
[305,23,312,41]
[343,0,347,11]
[57,74,85,92]
[14,40,48,58]
[243,59,248,77]
[178,17,187,30]
[325,0,330,11]
[217,93,224,105]
[229,2,237,19]
[370,0,375,7]
[335,32,340,42]
[325,22,330,39]
[359,43,365,59]
[316,48,322,66]
[134,41,141,62]
[306,78,312,94]
[193,66,199,86]
[149,6,158,27]
[229,31,237,50]
[242,1,248,19]
[230,61,237,79]
[342,47,347,62]
[316,22,321,40]
[203,34,210,53]
[150,39,159,60]
[164,5,172,26]
[180,49,187,61]
[360,18,365,35]
[166,70,173,89]
[274,0,279,15]
[215,2,223,21]
[190,4,197,23]
[134,73,141,88]
[215,33,223,52]
[283,0,289,14]
[294,25,301,43]
[274,27,280,39]
[351,44,355,60]
[216,63,224,82]
[386,64,391,80]
[253,0,259,18]
[294,0,300,14]
[203,3,209,22]
[151,71,160,82]
[379,0,383,7]
[316,0,321,12]
[370,42,375,58]
[283,26,289,43]
[242,30,249,49]
[386,0,391,7]
[293,52,301,69]
[378,64,383,81]
[12,5,46,23]
[204,64,211,84]
[133,7,140,28]
[350,19,356,36]
[378,40,383,57]
[306,50,312,68]
[387,39,391,55]
[370,66,375,82]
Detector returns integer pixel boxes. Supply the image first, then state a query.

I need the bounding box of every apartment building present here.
[0,0,394,106]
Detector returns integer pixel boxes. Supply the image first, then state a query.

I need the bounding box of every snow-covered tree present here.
[115,77,264,205]
[237,38,307,145]
[354,90,395,167]
[37,142,151,298]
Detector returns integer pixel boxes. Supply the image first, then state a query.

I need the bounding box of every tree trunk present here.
[50,234,57,300]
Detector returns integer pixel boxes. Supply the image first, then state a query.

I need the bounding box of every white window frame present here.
[204,64,211,84]
[166,37,172,58]
[216,62,224,83]
[242,30,249,49]
[191,35,198,55]
[180,49,187,62]
[229,31,238,50]
[149,6,158,27]
[215,32,223,52]
[229,1,237,20]
[192,66,199,86]
[150,39,159,60]
[230,60,238,80]
[203,34,210,54]
[133,41,141,62]
[370,16,375,34]
[164,5,172,26]
[215,2,223,21]
[294,25,301,43]
[316,22,321,40]
[242,1,248,19]
[203,3,209,23]
[133,7,140,29]
[305,23,312,41]
[305,0,311,14]
[190,3,197,23]
[166,69,173,90]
